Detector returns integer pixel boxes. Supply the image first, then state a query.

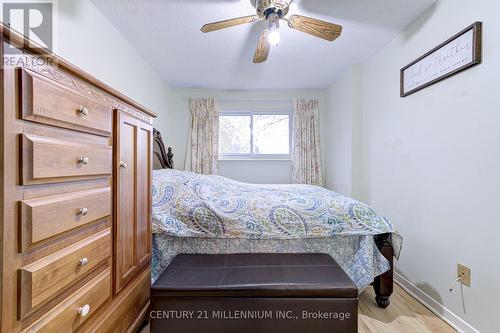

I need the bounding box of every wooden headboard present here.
[153,128,173,170]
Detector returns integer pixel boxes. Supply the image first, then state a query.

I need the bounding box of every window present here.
[219,112,291,159]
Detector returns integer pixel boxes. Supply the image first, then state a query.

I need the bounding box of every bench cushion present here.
[152,253,357,298]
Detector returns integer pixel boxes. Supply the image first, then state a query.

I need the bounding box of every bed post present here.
[373,233,393,308]
[153,128,174,169]
[167,147,174,169]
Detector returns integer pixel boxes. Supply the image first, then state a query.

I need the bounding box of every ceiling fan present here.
[201,0,343,63]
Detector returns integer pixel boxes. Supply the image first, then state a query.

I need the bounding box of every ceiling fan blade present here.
[253,30,271,63]
[287,15,342,41]
[201,15,259,33]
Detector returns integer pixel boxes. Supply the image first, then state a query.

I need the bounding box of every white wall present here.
[326,0,500,331]
[54,0,170,120]
[163,88,326,184]
[324,65,363,198]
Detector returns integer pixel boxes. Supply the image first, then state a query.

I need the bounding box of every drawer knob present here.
[79,207,88,216]
[119,161,127,169]
[78,304,91,317]
[79,257,89,266]
[79,156,90,165]
[78,106,89,116]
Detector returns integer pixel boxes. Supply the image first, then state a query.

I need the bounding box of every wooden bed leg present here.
[374,233,393,308]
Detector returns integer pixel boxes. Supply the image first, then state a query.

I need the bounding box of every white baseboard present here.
[394,272,480,333]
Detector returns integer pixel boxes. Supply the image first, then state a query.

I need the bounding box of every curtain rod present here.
[181,98,294,103]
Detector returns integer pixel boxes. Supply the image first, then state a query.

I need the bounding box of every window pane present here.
[219,115,251,154]
[253,115,290,154]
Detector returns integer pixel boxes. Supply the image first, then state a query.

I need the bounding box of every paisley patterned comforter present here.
[152,169,401,256]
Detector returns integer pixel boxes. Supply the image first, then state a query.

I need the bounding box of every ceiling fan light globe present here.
[268,30,280,46]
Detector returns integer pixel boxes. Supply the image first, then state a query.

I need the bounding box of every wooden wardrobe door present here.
[115,111,152,293]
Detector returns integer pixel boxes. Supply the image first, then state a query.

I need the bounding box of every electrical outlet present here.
[457,264,471,287]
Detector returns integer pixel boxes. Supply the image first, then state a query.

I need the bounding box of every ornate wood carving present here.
[26,62,153,125]
[153,129,173,170]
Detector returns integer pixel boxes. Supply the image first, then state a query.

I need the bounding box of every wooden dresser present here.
[0,26,155,332]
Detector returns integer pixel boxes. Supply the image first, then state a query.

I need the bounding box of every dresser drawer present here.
[20,187,111,251]
[20,68,112,136]
[21,134,112,184]
[23,268,111,333]
[19,229,111,318]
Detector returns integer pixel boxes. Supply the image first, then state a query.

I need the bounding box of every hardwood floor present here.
[140,283,456,333]
[359,283,456,333]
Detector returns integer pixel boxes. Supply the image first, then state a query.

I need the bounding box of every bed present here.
[151,129,401,308]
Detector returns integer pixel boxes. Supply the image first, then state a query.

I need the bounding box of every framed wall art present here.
[401,22,482,97]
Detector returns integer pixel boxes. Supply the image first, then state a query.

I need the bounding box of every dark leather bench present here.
[151,253,358,333]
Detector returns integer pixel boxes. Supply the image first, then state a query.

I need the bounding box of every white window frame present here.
[219,110,293,160]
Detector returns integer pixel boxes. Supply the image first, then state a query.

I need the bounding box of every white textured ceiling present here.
[92,0,436,90]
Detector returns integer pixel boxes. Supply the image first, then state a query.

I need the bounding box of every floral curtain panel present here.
[186,98,219,175]
[292,99,324,186]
